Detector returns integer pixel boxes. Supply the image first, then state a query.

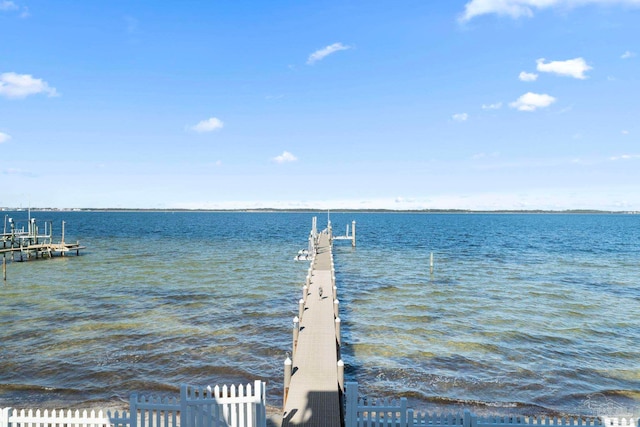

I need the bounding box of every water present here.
[1,212,639,417]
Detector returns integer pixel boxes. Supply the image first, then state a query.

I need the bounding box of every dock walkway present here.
[282,230,342,427]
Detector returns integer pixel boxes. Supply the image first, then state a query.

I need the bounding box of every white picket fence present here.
[0,407,115,427]
[0,381,266,427]
[345,383,640,427]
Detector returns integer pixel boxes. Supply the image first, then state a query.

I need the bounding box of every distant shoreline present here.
[2,207,638,214]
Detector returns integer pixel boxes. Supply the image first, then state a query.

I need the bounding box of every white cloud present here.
[0,131,11,143]
[621,130,629,135]
[190,117,224,133]
[272,151,298,164]
[0,0,18,11]
[519,71,538,82]
[459,0,640,22]
[510,92,556,111]
[482,102,502,110]
[536,57,592,79]
[307,42,351,65]
[621,51,636,59]
[0,72,59,99]
[452,113,469,122]
[610,154,640,161]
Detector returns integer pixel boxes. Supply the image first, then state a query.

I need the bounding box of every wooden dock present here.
[2,216,84,280]
[282,227,343,427]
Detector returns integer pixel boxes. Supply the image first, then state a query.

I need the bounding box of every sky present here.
[1,0,639,210]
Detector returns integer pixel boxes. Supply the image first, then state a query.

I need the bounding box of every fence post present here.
[180,385,188,427]
[1,407,11,427]
[345,383,358,427]
[400,398,407,426]
[129,394,138,427]
[464,410,472,427]
[253,380,266,427]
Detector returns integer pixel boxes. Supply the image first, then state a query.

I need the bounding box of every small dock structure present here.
[283,218,344,426]
[2,215,84,279]
[332,220,356,247]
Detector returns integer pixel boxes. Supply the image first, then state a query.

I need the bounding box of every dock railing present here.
[345,383,640,427]
[1,381,266,427]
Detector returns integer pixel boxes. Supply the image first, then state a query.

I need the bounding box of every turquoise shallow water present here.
[1,212,639,417]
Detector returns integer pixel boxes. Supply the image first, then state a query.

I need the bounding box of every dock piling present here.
[283,356,292,407]
[292,317,299,351]
[352,220,356,247]
[430,252,434,275]
[337,359,344,392]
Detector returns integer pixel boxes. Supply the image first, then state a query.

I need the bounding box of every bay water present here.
[1,212,639,417]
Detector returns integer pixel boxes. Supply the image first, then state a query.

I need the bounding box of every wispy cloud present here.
[472,152,500,160]
[510,92,556,112]
[621,51,636,59]
[621,130,629,135]
[482,102,502,110]
[189,117,224,133]
[519,71,538,82]
[124,15,139,34]
[536,57,592,79]
[0,0,18,11]
[0,131,11,143]
[2,167,37,177]
[272,151,298,164]
[0,1,28,17]
[307,42,351,65]
[459,0,640,22]
[610,154,640,161]
[0,72,59,99]
[452,113,469,122]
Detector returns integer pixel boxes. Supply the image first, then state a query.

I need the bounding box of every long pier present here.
[282,221,344,426]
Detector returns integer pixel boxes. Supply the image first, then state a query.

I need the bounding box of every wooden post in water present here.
[352,220,356,247]
[298,299,305,321]
[335,317,341,345]
[2,254,6,281]
[430,252,434,275]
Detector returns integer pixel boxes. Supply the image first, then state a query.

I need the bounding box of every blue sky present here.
[1,0,639,210]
